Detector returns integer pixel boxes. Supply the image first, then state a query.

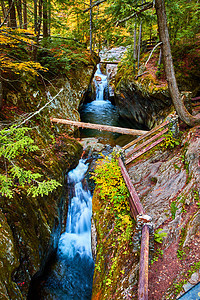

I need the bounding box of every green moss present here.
[92,155,138,299]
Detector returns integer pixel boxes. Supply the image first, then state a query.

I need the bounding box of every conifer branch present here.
[115,2,153,26]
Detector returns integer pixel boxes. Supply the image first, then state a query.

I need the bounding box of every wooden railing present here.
[124,120,170,164]
[191,97,200,112]
[118,119,175,300]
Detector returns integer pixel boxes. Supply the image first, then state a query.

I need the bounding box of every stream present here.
[28,64,144,299]
[79,64,143,146]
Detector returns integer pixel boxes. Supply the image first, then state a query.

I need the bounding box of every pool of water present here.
[80,99,145,146]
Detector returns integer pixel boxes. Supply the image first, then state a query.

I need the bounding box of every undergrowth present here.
[91,154,136,297]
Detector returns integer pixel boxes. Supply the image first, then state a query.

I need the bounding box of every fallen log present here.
[50,117,148,136]
[100,61,120,64]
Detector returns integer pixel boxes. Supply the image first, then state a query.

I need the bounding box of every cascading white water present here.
[94,64,108,101]
[79,64,122,142]
[35,160,94,299]
[58,159,93,260]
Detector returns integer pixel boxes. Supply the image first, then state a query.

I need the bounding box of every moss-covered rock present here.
[114,65,172,129]
[0,54,97,298]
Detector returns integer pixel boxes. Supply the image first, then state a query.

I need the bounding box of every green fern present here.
[0,125,61,198]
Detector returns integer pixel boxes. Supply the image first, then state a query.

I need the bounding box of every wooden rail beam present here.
[118,157,144,215]
[138,224,150,300]
[123,120,169,150]
[191,96,200,101]
[125,136,165,165]
[192,102,200,107]
[50,117,148,136]
[125,128,168,158]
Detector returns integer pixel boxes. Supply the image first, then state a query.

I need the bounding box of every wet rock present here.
[114,77,172,129]
[79,137,106,152]
[0,58,96,298]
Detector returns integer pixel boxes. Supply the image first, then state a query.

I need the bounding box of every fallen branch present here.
[16,88,64,128]
[144,41,162,67]
[50,117,148,136]
[135,71,148,80]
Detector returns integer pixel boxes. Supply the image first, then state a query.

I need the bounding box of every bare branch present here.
[135,71,148,80]
[0,0,15,28]
[83,0,107,13]
[116,2,153,26]
[15,88,64,128]
[144,41,162,66]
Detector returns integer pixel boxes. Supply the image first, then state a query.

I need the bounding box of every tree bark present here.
[16,0,22,28]
[155,0,200,126]
[34,0,37,34]
[7,0,17,28]
[89,0,92,53]
[23,0,27,29]
[43,0,48,38]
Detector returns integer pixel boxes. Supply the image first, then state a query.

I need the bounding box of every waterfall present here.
[35,159,94,299]
[94,64,108,101]
[58,159,93,260]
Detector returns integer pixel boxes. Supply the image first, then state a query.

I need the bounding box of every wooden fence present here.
[191,97,200,112]
[118,119,174,300]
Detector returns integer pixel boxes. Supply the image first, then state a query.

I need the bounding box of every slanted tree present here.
[155,0,200,126]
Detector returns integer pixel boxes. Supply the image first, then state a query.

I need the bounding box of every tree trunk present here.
[43,0,48,38]
[155,0,200,126]
[23,0,27,29]
[137,20,142,69]
[16,0,22,28]
[47,0,50,36]
[8,0,17,28]
[34,0,37,34]
[133,22,137,61]
[89,0,93,53]
[33,0,42,61]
